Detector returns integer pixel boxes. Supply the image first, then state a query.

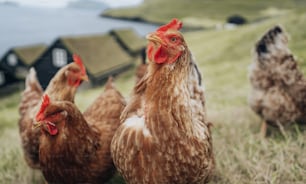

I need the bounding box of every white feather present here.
[124,115,151,137]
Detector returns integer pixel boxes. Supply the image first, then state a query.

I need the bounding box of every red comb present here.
[73,54,86,75]
[157,18,182,32]
[35,94,50,121]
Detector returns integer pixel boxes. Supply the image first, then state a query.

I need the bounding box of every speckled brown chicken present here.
[18,54,88,169]
[34,77,126,184]
[248,25,306,136]
[111,18,214,184]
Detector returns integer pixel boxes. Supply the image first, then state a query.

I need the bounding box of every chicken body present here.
[37,78,125,184]
[249,26,306,131]
[111,19,214,184]
[18,55,88,169]
[18,68,43,169]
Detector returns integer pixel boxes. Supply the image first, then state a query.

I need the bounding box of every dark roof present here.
[227,15,247,25]
[12,44,47,65]
[110,28,146,54]
[58,33,134,77]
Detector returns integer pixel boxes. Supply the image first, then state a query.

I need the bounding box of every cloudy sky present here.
[1,0,143,8]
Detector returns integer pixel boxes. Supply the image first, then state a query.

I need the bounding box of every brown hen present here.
[111,18,214,184]
[18,54,88,169]
[135,47,148,83]
[249,25,306,137]
[34,77,126,184]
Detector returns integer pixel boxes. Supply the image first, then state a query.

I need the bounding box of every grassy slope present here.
[188,13,306,183]
[1,10,306,184]
[102,0,306,26]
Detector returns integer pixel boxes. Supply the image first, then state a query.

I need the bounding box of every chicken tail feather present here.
[104,76,114,91]
[19,68,43,116]
[26,68,43,93]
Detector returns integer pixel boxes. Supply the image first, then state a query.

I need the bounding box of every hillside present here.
[102,0,306,27]
[1,5,306,184]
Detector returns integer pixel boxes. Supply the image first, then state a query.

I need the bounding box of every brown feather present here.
[18,68,43,169]
[249,25,306,127]
[135,63,148,83]
[38,78,126,183]
[112,28,214,183]
[18,62,86,169]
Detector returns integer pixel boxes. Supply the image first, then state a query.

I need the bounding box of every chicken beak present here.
[146,33,165,45]
[80,74,89,82]
[32,121,43,130]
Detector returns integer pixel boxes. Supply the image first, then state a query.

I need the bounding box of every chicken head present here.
[34,94,67,135]
[146,18,187,64]
[65,54,89,87]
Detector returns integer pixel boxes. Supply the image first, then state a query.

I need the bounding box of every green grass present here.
[187,11,306,183]
[1,8,306,184]
[102,0,306,27]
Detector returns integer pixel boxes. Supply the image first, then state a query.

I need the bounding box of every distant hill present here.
[0,1,19,6]
[67,0,108,10]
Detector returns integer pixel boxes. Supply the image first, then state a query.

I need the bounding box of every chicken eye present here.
[49,111,61,118]
[170,37,177,42]
[49,113,57,118]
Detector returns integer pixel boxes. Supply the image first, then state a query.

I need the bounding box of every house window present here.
[7,53,17,66]
[52,48,67,67]
[0,71,5,85]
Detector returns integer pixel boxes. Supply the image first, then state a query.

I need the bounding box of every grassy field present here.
[1,5,306,184]
[102,0,306,27]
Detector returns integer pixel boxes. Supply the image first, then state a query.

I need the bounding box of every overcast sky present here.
[1,0,143,8]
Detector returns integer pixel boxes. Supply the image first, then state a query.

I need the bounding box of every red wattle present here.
[47,123,58,135]
[68,78,81,87]
[154,46,168,64]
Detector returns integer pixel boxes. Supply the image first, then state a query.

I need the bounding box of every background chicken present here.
[111,18,214,184]
[135,47,148,83]
[18,54,88,169]
[34,77,126,183]
[248,25,306,137]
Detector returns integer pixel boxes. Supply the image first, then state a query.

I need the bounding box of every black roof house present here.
[33,33,134,89]
[0,64,19,88]
[0,44,47,80]
[110,28,146,57]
